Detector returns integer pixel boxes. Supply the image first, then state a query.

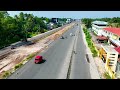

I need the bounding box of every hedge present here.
[83,28,98,57]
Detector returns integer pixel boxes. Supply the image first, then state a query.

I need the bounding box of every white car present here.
[70,33,73,36]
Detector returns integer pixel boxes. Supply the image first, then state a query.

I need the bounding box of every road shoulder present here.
[81,25,100,79]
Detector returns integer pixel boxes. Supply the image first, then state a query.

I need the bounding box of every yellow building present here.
[99,45,118,78]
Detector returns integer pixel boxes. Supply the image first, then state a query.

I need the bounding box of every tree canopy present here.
[0,11,69,49]
[81,17,120,28]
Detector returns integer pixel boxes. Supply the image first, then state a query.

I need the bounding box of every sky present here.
[7,11,120,19]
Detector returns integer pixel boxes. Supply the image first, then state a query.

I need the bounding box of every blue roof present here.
[92,21,108,25]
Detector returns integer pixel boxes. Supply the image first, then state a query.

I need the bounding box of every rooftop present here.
[92,21,108,25]
[102,45,118,53]
[103,27,120,36]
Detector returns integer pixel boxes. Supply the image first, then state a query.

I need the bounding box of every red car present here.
[34,55,43,64]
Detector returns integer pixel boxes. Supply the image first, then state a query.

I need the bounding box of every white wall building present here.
[102,27,120,47]
[91,21,108,36]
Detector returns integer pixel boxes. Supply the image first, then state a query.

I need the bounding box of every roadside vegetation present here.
[1,51,39,79]
[0,11,69,49]
[81,17,120,28]
[104,72,112,79]
[83,28,98,57]
[81,17,120,56]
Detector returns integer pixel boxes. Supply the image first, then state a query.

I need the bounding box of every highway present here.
[8,21,91,79]
[69,21,91,79]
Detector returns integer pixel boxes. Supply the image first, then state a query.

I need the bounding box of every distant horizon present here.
[7,11,120,19]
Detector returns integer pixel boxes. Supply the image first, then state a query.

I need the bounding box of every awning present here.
[97,36,108,40]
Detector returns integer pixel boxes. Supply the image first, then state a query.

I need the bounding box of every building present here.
[51,18,58,24]
[47,22,54,30]
[91,21,108,36]
[98,27,120,78]
[66,18,71,23]
[114,47,120,78]
[102,27,120,47]
[99,45,119,78]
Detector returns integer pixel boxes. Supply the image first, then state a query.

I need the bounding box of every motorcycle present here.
[60,36,64,39]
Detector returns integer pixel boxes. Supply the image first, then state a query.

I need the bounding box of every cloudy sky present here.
[7,11,120,19]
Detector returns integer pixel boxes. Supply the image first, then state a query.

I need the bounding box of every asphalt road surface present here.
[69,21,91,79]
[8,23,77,79]
[8,21,91,79]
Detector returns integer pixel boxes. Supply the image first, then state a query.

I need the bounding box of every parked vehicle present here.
[34,55,43,64]
[60,36,64,39]
[11,45,16,49]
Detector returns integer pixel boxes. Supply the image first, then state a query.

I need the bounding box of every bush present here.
[83,28,98,57]
[104,72,112,79]
[92,49,98,57]
[44,29,48,32]
[14,63,23,70]
[2,71,10,78]
[15,64,19,70]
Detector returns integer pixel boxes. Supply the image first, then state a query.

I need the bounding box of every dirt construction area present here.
[0,23,75,78]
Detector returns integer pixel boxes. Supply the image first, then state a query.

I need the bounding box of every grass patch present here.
[83,28,98,57]
[14,63,23,70]
[31,33,39,37]
[1,52,39,79]
[2,70,12,79]
[26,53,37,60]
[104,72,112,79]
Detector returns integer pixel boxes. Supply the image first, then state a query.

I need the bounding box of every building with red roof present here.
[114,47,120,54]
[104,27,120,36]
[102,27,120,47]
